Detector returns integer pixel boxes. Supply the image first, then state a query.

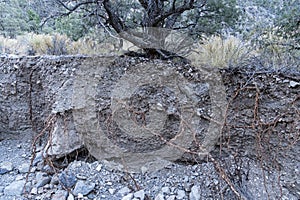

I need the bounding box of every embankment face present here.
[0,55,299,198]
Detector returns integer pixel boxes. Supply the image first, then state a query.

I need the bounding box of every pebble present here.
[176,189,185,199]
[67,193,75,200]
[108,188,116,195]
[73,180,95,196]
[36,176,51,188]
[161,186,170,194]
[189,185,200,200]
[289,80,300,87]
[118,186,131,196]
[51,189,68,200]
[30,187,38,195]
[122,193,133,200]
[166,195,176,200]
[59,172,77,189]
[134,189,145,199]
[0,161,13,174]
[18,163,30,173]
[4,180,26,196]
[154,193,164,200]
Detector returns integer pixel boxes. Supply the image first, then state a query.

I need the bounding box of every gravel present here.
[0,129,299,200]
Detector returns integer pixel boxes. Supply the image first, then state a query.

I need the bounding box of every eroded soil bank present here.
[0,55,299,199]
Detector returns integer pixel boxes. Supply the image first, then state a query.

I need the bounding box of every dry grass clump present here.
[0,35,28,55]
[253,31,299,68]
[0,33,118,56]
[190,35,254,68]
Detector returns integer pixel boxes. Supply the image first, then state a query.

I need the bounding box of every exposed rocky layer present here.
[0,55,299,199]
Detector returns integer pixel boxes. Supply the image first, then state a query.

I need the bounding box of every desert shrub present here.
[0,35,28,55]
[27,33,70,55]
[192,35,253,68]
[251,30,299,68]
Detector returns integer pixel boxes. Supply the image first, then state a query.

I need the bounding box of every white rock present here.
[108,188,116,195]
[176,189,186,199]
[4,180,26,196]
[154,193,164,200]
[189,185,200,200]
[0,161,13,174]
[134,189,145,199]
[118,186,131,196]
[67,193,75,200]
[166,195,176,200]
[161,186,170,194]
[122,193,133,200]
[289,81,300,88]
[18,163,30,173]
[30,187,38,195]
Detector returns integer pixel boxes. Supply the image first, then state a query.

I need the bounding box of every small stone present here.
[134,189,145,199]
[118,186,131,196]
[289,81,300,87]
[67,193,75,200]
[176,190,185,199]
[154,193,164,200]
[161,186,170,194]
[30,187,38,195]
[96,164,102,171]
[122,193,133,200]
[77,193,84,198]
[106,181,113,186]
[141,166,148,174]
[0,161,13,174]
[166,195,176,200]
[33,152,43,166]
[51,175,60,185]
[189,185,200,200]
[59,172,77,189]
[15,174,24,181]
[108,188,116,195]
[18,163,30,173]
[73,180,95,196]
[36,174,51,188]
[4,180,26,196]
[52,190,68,200]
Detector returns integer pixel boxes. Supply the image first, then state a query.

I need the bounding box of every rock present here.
[59,172,77,189]
[122,193,133,200]
[46,115,83,157]
[176,189,186,199]
[51,174,60,185]
[154,193,165,200]
[33,152,43,166]
[36,176,51,188]
[51,190,68,200]
[0,161,13,174]
[108,188,116,195]
[289,81,300,88]
[189,185,200,200]
[134,189,145,199]
[67,193,75,200]
[4,180,26,196]
[72,180,95,196]
[161,186,170,194]
[30,187,38,195]
[166,195,176,200]
[18,163,30,173]
[118,186,131,196]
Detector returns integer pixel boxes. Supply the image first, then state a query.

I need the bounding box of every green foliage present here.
[195,0,241,36]
[55,12,92,41]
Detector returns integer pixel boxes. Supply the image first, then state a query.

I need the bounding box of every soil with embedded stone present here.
[0,126,299,200]
[0,55,299,199]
